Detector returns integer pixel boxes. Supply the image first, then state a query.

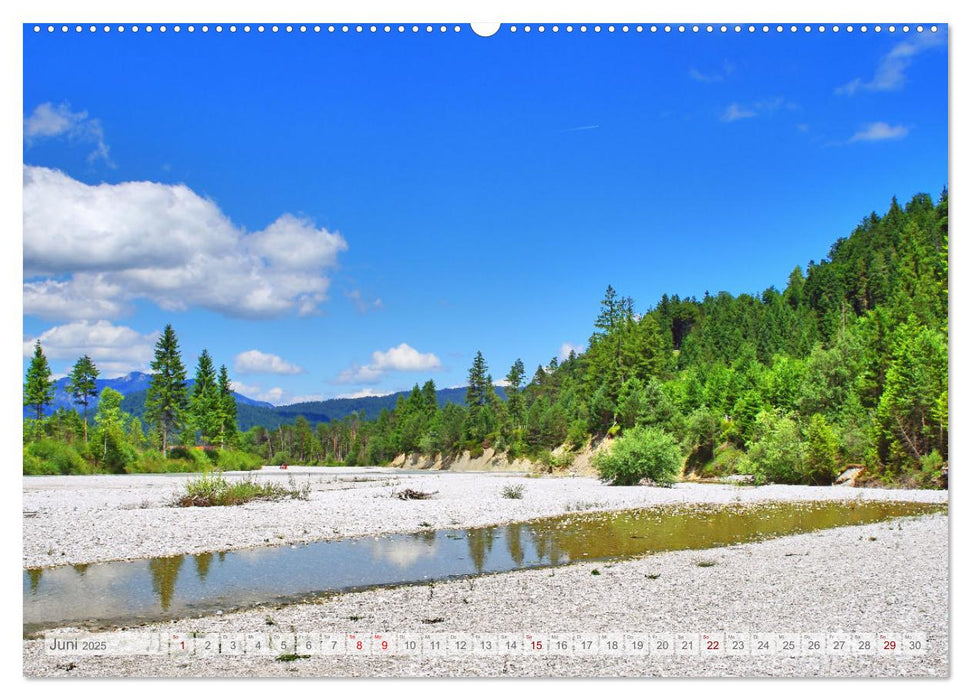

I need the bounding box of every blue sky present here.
[22,23,948,404]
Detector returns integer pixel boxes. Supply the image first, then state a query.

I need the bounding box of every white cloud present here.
[560,124,600,133]
[346,289,384,314]
[230,380,263,397]
[257,387,286,405]
[336,343,442,384]
[290,394,324,404]
[23,320,158,377]
[24,102,111,164]
[689,61,734,83]
[559,342,585,361]
[23,166,349,321]
[233,349,304,375]
[720,103,757,122]
[720,97,793,123]
[836,31,945,95]
[334,387,394,399]
[230,382,292,405]
[849,122,909,143]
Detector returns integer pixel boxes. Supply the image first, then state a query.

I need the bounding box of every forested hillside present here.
[302,191,946,486]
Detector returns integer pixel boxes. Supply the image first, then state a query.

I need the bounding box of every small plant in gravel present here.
[565,500,605,512]
[174,471,309,507]
[276,653,310,662]
[696,560,717,568]
[646,573,661,580]
[591,569,601,576]
[501,483,525,499]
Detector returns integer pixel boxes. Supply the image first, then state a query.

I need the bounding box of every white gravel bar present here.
[23,467,947,568]
[22,512,948,678]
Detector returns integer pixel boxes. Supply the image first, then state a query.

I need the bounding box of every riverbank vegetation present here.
[23,192,947,488]
[173,471,309,507]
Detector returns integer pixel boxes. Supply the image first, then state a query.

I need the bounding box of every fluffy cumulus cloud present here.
[336,343,442,384]
[836,31,946,96]
[233,349,304,375]
[230,381,289,405]
[23,166,348,321]
[849,122,909,143]
[228,381,326,406]
[23,320,159,376]
[24,102,111,164]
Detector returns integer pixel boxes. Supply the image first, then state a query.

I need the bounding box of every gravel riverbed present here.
[23,468,947,568]
[23,511,948,678]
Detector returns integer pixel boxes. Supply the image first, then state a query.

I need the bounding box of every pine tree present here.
[504,359,526,428]
[190,349,221,446]
[217,364,238,449]
[145,324,188,454]
[466,351,489,407]
[24,340,54,421]
[67,354,99,442]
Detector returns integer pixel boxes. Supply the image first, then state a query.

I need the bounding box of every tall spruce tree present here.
[24,340,54,421]
[217,364,238,448]
[504,358,526,429]
[465,351,489,407]
[145,325,188,454]
[190,349,221,446]
[67,355,100,442]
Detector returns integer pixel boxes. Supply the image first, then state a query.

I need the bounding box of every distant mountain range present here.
[24,371,273,420]
[26,371,504,431]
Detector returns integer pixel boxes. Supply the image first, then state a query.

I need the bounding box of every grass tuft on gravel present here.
[501,483,525,499]
[174,472,310,507]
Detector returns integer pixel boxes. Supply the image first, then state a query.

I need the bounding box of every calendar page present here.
[19,3,950,682]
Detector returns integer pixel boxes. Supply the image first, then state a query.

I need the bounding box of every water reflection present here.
[148,556,184,610]
[24,500,943,634]
[26,568,42,594]
[506,522,525,566]
[194,552,213,582]
[369,534,439,568]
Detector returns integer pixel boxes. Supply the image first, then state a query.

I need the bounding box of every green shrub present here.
[746,411,806,484]
[128,450,170,473]
[25,439,90,475]
[23,446,57,475]
[128,450,208,473]
[702,443,749,478]
[803,413,841,484]
[167,446,198,461]
[566,420,589,450]
[916,449,946,488]
[217,449,263,471]
[98,431,138,474]
[594,426,682,486]
[175,471,309,507]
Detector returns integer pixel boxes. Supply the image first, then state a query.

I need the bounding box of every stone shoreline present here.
[23,468,947,569]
